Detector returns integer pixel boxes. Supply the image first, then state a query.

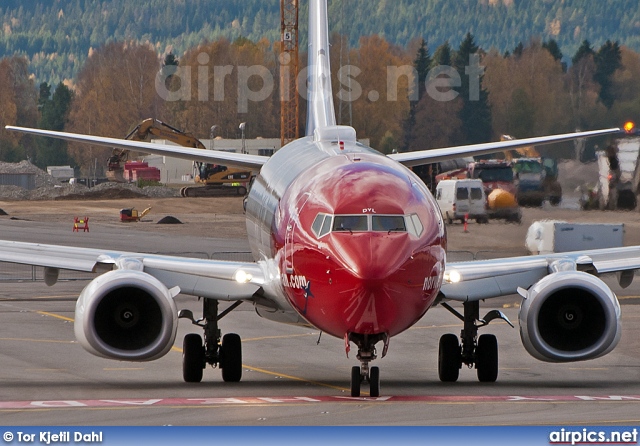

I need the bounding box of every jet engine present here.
[74,269,178,361]
[518,271,621,362]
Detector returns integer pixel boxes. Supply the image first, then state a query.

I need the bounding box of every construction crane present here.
[280,0,299,146]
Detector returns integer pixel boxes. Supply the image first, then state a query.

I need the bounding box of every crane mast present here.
[280,0,299,146]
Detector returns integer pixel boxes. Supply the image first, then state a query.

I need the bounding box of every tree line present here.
[0,33,635,176]
[1,0,640,85]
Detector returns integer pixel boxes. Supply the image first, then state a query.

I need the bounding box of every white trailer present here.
[526,220,624,254]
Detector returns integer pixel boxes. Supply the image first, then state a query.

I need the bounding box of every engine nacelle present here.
[519,271,621,362]
[75,269,178,361]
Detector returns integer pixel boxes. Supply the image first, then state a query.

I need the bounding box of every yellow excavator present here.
[107,118,252,196]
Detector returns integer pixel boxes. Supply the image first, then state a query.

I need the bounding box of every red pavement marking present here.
[1,395,639,410]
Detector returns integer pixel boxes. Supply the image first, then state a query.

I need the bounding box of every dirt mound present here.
[157,216,183,224]
[55,188,147,200]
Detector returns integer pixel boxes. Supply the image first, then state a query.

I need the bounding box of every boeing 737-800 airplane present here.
[4,0,634,397]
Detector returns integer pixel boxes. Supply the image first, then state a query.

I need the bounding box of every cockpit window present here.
[312,213,425,238]
[312,213,333,238]
[372,215,406,232]
[407,214,424,237]
[333,215,368,232]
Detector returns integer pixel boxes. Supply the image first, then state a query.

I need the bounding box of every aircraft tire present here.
[476,334,498,382]
[350,366,361,397]
[438,333,461,382]
[183,333,205,383]
[220,333,242,382]
[369,366,380,397]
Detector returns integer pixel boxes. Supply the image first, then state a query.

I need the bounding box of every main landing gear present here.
[438,301,513,383]
[348,333,387,397]
[178,299,243,383]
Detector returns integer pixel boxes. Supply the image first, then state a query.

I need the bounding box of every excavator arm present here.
[107,119,252,196]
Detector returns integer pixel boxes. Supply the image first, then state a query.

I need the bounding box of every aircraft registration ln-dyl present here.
[3,0,635,397]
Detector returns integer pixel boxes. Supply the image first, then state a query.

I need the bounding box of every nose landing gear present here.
[348,333,387,397]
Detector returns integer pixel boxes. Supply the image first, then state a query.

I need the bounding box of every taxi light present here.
[234,270,252,283]
[624,121,635,133]
[444,270,462,283]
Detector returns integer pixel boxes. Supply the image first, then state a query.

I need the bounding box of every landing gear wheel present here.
[438,333,461,382]
[476,334,498,382]
[220,333,242,382]
[183,333,205,383]
[350,366,361,397]
[369,366,380,397]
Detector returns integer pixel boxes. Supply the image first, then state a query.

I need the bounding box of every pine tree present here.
[36,82,73,168]
[455,33,492,145]
[403,38,431,151]
[572,40,595,65]
[432,41,452,67]
[542,39,565,71]
[594,40,622,109]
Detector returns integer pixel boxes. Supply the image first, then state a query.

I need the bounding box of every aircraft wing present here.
[389,128,621,167]
[0,240,265,301]
[440,246,640,302]
[5,126,269,170]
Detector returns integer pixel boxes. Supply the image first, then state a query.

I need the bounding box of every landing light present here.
[444,270,462,284]
[234,270,253,283]
[624,121,636,133]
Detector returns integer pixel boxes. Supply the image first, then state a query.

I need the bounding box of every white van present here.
[435,179,488,224]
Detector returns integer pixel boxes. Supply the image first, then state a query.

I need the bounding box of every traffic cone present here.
[463,213,469,233]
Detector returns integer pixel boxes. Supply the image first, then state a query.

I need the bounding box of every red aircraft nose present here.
[277,155,445,340]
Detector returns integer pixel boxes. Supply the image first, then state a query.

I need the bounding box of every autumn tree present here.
[566,41,604,134]
[347,35,411,151]
[484,42,570,140]
[164,37,279,142]
[66,42,164,175]
[609,47,640,127]
[406,41,464,152]
[0,56,38,162]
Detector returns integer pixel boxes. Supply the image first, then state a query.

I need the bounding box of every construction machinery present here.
[120,207,151,222]
[501,135,562,206]
[107,118,252,197]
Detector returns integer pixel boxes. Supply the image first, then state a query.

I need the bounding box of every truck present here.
[467,160,521,222]
[500,135,562,207]
[512,157,562,207]
[108,118,252,196]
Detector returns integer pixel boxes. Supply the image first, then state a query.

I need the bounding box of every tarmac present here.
[1,201,640,425]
